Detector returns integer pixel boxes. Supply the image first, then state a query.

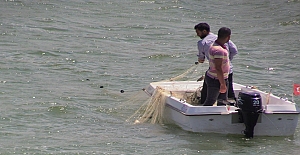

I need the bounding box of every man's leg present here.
[200,79,207,104]
[218,78,229,100]
[203,76,220,106]
[227,73,236,100]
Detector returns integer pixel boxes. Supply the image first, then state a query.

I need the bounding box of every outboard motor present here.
[237,90,262,138]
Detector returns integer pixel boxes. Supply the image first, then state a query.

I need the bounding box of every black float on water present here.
[237,90,263,138]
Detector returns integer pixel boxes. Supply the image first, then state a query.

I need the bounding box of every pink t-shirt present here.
[206,43,230,79]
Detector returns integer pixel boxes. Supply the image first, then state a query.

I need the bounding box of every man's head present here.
[217,27,231,42]
[194,23,210,39]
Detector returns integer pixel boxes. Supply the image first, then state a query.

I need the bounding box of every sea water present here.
[0,0,300,154]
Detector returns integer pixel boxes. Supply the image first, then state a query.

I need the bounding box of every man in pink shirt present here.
[203,27,231,106]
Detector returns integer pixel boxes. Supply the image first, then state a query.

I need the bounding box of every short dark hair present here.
[218,27,231,39]
[194,23,210,32]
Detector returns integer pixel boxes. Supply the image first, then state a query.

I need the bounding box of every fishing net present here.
[127,64,205,125]
[136,86,168,124]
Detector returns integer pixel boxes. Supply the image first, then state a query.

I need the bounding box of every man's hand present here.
[198,58,205,63]
[220,83,227,93]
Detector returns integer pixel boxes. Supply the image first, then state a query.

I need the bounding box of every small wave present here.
[41,27,69,32]
[48,105,69,114]
[279,20,299,26]
[145,54,178,59]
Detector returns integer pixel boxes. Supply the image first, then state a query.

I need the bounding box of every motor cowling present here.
[237,91,262,112]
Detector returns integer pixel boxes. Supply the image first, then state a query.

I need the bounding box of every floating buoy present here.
[100,86,104,88]
[120,90,124,93]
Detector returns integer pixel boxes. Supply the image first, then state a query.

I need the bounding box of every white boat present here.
[142,80,299,137]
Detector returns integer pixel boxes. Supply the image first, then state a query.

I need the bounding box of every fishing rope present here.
[117,90,148,109]
[167,64,199,81]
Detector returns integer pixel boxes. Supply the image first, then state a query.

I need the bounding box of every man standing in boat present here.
[194,23,238,104]
[202,27,232,106]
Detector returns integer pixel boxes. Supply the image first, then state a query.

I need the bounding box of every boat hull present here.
[164,102,299,136]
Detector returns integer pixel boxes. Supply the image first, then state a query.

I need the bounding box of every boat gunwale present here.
[145,81,300,115]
